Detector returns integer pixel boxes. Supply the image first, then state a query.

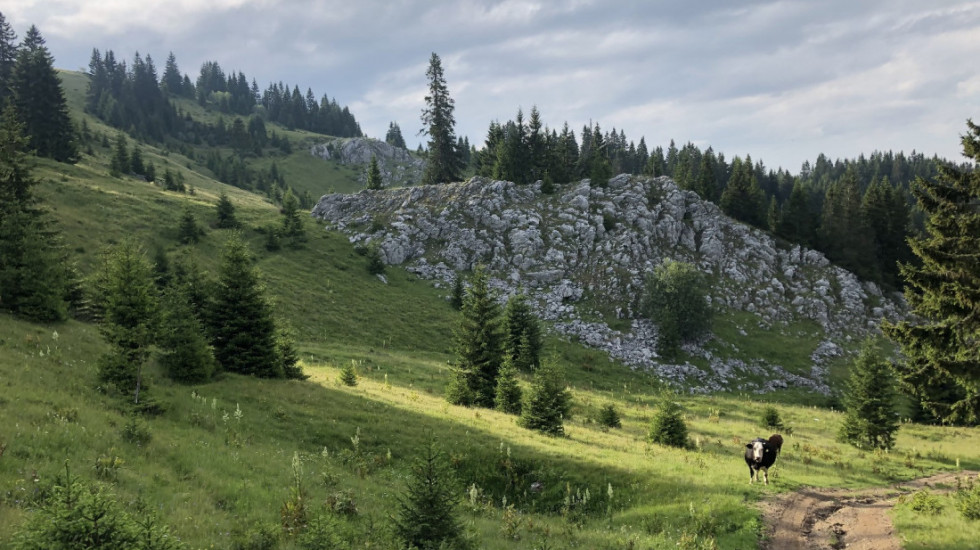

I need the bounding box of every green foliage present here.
[207,236,280,378]
[818,168,877,281]
[494,358,523,415]
[420,53,462,185]
[649,394,688,448]
[540,171,555,194]
[157,283,215,383]
[518,359,571,436]
[97,241,159,403]
[121,415,153,446]
[761,406,784,430]
[280,189,306,245]
[956,479,980,520]
[8,26,77,162]
[450,275,464,310]
[0,105,70,322]
[177,206,201,244]
[339,360,358,387]
[365,243,385,276]
[883,121,980,425]
[12,464,184,550]
[838,342,899,450]
[897,490,945,515]
[598,403,622,429]
[719,156,764,226]
[503,291,541,371]
[640,260,712,358]
[385,121,406,149]
[366,155,383,190]
[394,442,468,550]
[276,323,306,380]
[215,191,239,229]
[449,267,504,407]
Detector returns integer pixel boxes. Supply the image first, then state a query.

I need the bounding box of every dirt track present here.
[760,471,978,550]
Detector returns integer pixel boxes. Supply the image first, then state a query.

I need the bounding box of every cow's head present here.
[746,440,765,462]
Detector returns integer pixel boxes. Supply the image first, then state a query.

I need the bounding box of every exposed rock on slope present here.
[312,175,903,393]
[310,138,424,188]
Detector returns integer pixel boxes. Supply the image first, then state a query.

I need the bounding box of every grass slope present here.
[1,70,979,549]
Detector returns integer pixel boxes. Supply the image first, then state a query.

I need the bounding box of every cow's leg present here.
[762,467,769,485]
[748,466,754,483]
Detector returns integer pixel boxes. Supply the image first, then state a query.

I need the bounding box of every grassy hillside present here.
[0,70,979,549]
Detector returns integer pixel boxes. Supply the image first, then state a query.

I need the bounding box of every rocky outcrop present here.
[310,138,425,188]
[312,175,904,394]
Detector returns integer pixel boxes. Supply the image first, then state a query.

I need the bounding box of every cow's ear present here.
[745,443,752,449]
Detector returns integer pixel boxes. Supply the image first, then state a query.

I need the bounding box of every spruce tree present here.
[394,442,467,550]
[518,359,571,436]
[97,241,159,404]
[503,291,541,371]
[280,188,305,244]
[8,25,76,162]
[0,106,70,321]
[818,168,878,281]
[449,267,505,407]
[215,191,238,228]
[883,121,980,424]
[838,342,898,449]
[0,12,17,105]
[339,360,358,387]
[208,236,280,378]
[385,121,406,149]
[366,155,383,190]
[177,207,201,244]
[598,403,622,429]
[275,323,306,380]
[420,52,461,185]
[110,134,129,177]
[450,275,464,310]
[649,394,688,448]
[494,358,523,415]
[157,283,214,383]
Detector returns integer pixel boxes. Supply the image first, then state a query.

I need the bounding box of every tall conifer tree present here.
[0,12,17,105]
[208,236,280,378]
[883,121,980,424]
[420,52,461,185]
[448,267,504,407]
[0,106,70,321]
[8,25,76,162]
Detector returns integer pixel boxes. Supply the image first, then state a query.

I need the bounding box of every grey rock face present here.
[310,138,425,188]
[312,175,904,394]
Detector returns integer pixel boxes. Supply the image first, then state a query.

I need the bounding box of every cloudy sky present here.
[5,1,979,172]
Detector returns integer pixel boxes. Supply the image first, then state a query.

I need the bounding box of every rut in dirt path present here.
[760,471,978,550]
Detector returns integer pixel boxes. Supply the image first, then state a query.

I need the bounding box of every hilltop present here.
[313,174,903,395]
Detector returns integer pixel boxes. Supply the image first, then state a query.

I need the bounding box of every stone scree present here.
[312,174,903,394]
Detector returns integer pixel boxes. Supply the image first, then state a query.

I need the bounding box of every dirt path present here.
[760,471,978,550]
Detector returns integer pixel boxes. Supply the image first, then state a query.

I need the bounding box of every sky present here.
[4,1,980,173]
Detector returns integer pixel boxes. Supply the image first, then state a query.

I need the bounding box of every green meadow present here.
[0,71,978,549]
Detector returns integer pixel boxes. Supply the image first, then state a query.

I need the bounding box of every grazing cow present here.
[744,438,778,485]
[768,434,784,456]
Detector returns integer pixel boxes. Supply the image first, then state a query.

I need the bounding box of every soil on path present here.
[760,471,978,550]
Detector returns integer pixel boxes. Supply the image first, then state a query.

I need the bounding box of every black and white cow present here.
[744,437,778,485]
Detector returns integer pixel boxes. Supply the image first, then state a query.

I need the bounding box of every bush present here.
[897,490,944,515]
[598,404,622,429]
[956,479,980,520]
[640,260,711,359]
[494,359,523,415]
[366,244,385,276]
[121,415,152,446]
[12,464,184,550]
[761,406,783,430]
[649,395,688,448]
